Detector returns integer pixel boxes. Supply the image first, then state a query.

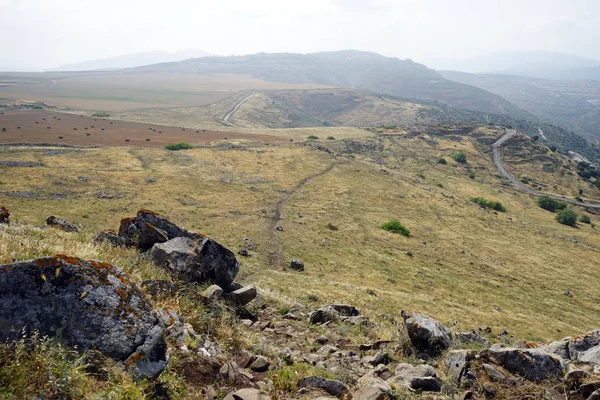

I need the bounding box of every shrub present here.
[471,197,506,212]
[556,208,578,226]
[380,220,410,237]
[537,196,567,212]
[437,157,447,165]
[580,215,591,224]
[326,136,335,140]
[307,135,319,140]
[165,142,193,151]
[92,112,110,117]
[452,152,467,163]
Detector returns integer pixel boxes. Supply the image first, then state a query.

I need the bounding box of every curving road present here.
[222,93,255,124]
[492,129,600,209]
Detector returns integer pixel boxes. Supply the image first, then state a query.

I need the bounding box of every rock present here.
[224,388,270,400]
[138,224,169,251]
[483,363,507,383]
[581,382,600,399]
[316,335,329,345]
[564,369,591,390]
[238,248,249,257]
[482,347,564,381]
[454,331,491,348]
[243,237,256,250]
[142,280,179,298]
[352,377,393,400]
[93,229,134,247]
[290,259,304,271]
[219,361,254,385]
[540,337,571,360]
[578,345,600,364]
[226,285,257,306]
[569,330,600,360]
[0,206,9,224]
[402,311,452,357]
[317,345,338,356]
[588,389,600,400]
[298,376,350,396]
[0,255,168,379]
[390,363,442,392]
[203,284,224,301]
[46,216,79,232]
[150,236,239,288]
[331,304,360,316]
[308,306,340,324]
[443,350,475,386]
[250,355,270,372]
[226,282,244,293]
[275,226,284,231]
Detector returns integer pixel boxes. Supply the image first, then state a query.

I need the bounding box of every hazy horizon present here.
[1,0,599,71]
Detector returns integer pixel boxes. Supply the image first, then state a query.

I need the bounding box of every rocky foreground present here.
[1,209,600,399]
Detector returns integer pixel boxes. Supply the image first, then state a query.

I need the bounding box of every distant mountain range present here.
[426,51,600,80]
[135,50,528,117]
[49,49,210,72]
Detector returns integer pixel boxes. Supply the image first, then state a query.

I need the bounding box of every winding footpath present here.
[492,129,600,209]
[222,93,255,124]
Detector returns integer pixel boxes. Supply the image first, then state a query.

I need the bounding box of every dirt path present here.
[268,160,346,267]
[222,93,254,124]
[537,127,548,141]
[492,129,600,209]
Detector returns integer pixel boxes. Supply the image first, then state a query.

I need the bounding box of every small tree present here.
[556,208,578,226]
[452,152,467,163]
[537,196,566,212]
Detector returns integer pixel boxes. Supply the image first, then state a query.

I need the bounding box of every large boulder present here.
[0,255,168,379]
[482,346,564,381]
[149,236,239,288]
[389,363,442,392]
[402,311,452,357]
[569,330,600,360]
[0,206,9,224]
[308,304,360,325]
[46,216,79,233]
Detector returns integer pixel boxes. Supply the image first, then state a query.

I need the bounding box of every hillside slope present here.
[136,50,529,117]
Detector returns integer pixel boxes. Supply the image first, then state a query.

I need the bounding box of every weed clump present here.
[471,197,506,212]
[307,135,319,140]
[380,220,410,237]
[92,112,110,118]
[437,157,447,165]
[165,142,193,151]
[452,152,467,163]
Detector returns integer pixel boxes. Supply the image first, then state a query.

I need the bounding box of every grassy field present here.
[1,126,600,343]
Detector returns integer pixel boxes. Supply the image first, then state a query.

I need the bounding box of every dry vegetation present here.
[2,125,600,345]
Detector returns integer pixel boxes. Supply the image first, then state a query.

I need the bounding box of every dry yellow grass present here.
[1,126,599,342]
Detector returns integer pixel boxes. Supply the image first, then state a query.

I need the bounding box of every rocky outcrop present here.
[0,206,9,224]
[402,311,452,357]
[389,363,442,392]
[0,255,168,379]
[93,229,134,247]
[482,345,564,381]
[46,216,79,232]
[308,304,360,324]
[149,236,239,288]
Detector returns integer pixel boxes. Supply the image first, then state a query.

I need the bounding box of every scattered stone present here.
[290,259,304,271]
[226,285,257,306]
[250,355,270,372]
[238,248,249,257]
[316,335,329,345]
[0,255,168,379]
[93,229,134,247]
[317,345,338,356]
[275,226,284,231]
[0,206,9,224]
[298,376,350,396]
[482,363,507,383]
[203,284,224,301]
[454,331,491,348]
[482,346,564,381]
[569,330,600,361]
[219,361,254,385]
[46,216,79,232]
[402,311,452,357]
[243,237,256,250]
[142,279,179,298]
[150,236,239,288]
[564,290,573,298]
[308,306,340,324]
[443,350,475,386]
[224,388,270,400]
[390,363,442,392]
[331,304,359,317]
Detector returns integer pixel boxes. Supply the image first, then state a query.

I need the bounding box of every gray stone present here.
[238,248,249,257]
[298,376,350,396]
[250,355,270,372]
[331,304,360,316]
[308,306,340,324]
[569,330,600,360]
[226,285,257,306]
[46,216,79,232]
[150,236,239,288]
[203,284,224,301]
[317,345,338,355]
[443,350,475,386]
[224,388,270,400]
[454,331,491,348]
[219,361,253,385]
[141,279,179,298]
[541,337,571,360]
[93,229,134,247]
[578,345,600,364]
[402,311,452,357]
[482,347,564,381]
[316,335,329,345]
[290,259,304,271]
[482,363,507,383]
[0,256,167,379]
[390,363,442,392]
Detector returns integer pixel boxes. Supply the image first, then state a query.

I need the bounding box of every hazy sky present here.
[1,0,599,70]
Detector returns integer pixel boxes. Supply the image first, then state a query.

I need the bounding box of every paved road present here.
[492,129,600,209]
[222,93,254,123]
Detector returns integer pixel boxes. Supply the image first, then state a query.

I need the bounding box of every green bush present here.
[307,135,319,140]
[537,196,567,212]
[580,215,591,224]
[380,220,410,237]
[165,142,193,151]
[556,208,578,226]
[471,197,506,212]
[437,157,447,165]
[92,112,110,117]
[452,152,467,163]
[326,136,335,140]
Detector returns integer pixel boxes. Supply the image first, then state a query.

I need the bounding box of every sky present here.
[1,0,599,70]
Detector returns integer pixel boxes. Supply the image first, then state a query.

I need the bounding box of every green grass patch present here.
[165,142,194,151]
[380,219,410,237]
[91,112,110,118]
[471,197,506,212]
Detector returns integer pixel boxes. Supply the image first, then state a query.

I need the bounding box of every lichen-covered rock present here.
[0,255,168,379]
[402,311,452,357]
[482,346,564,381]
[298,376,350,396]
[569,330,600,360]
[443,350,476,386]
[94,229,135,247]
[0,206,9,224]
[149,236,239,288]
[46,216,79,232]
